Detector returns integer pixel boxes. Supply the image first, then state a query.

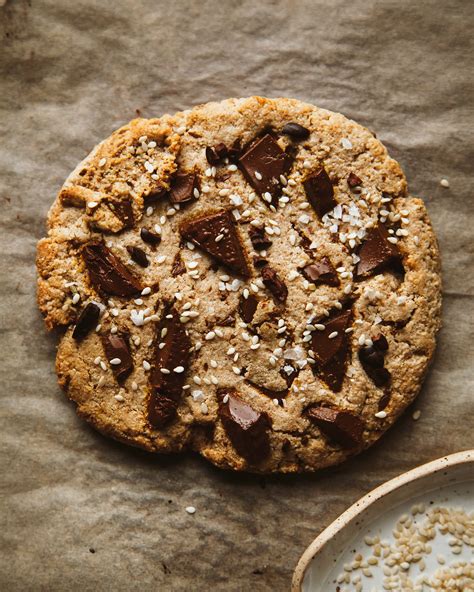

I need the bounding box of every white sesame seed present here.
[87,201,98,209]
[157,255,167,264]
[72,293,80,305]
[387,237,398,244]
[109,358,121,365]
[223,394,229,404]
[341,138,353,149]
[114,394,125,402]
[328,331,338,339]
[232,367,241,375]
[131,381,138,391]
[375,410,387,419]
[214,233,224,243]
[440,178,450,188]
[412,410,422,421]
[142,360,151,371]
[205,331,215,341]
[100,360,107,371]
[200,402,208,414]
[98,157,107,167]
[228,164,238,172]
[255,171,263,180]
[263,192,273,203]
[185,506,196,515]
[160,368,171,374]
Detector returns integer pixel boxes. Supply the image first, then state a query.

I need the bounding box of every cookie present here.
[36,97,442,473]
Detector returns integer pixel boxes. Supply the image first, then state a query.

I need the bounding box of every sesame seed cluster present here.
[37,97,442,472]
[335,504,474,591]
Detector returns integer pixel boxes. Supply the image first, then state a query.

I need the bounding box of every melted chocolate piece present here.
[301,257,340,287]
[238,134,293,206]
[72,302,100,340]
[127,246,149,268]
[82,242,142,297]
[239,293,258,323]
[248,225,272,251]
[281,122,310,141]
[253,256,268,268]
[140,227,161,246]
[347,172,362,188]
[355,224,403,279]
[218,389,271,464]
[303,168,337,218]
[180,210,250,277]
[358,333,391,387]
[261,265,288,303]
[111,198,134,228]
[171,252,186,277]
[102,333,133,382]
[307,406,364,448]
[310,309,352,392]
[148,309,192,427]
[205,143,229,165]
[169,172,199,204]
[205,146,220,166]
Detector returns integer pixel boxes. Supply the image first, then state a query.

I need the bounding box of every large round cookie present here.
[37,97,441,473]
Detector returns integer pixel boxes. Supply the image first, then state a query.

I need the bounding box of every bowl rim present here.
[291,449,474,591]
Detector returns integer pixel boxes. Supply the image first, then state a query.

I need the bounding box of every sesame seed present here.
[131,381,138,391]
[142,360,151,371]
[100,361,107,371]
[141,287,151,296]
[114,394,124,402]
[157,255,167,263]
[87,201,98,208]
[328,331,338,339]
[412,410,422,421]
[232,367,241,375]
[205,331,215,340]
[440,178,450,188]
[193,376,201,385]
[263,192,273,203]
[223,394,229,404]
[98,157,107,167]
[160,368,171,374]
[255,171,263,180]
[341,138,353,149]
[110,358,121,365]
[146,206,154,216]
[185,506,196,515]
[375,410,387,419]
[215,234,224,242]
[200,402,208,414]
[72,293,80,305]
[228,164,238,172]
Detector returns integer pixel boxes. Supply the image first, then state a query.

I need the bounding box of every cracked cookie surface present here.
[37,96,441,473]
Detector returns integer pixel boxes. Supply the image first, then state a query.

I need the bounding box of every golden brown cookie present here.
[37,97,441,473]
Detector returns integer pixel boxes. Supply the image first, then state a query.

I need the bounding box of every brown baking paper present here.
[1,0,473,590]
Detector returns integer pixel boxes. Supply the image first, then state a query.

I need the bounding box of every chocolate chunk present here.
[102,333,133,382]
[359,334,391,387]
[281,122,310,141]
[347,173,362,188]
[355,224,403,278]
[239,293,258,323]
[310,309,352,391]
[205,146,220,166]
[171,252,186,277]
[140,227,161,246]
[280,363,298,388]
[149,308,191,424]
[238,134,293,206]
[253,256,268,268]
[180,210,250,277]
[218,389,271,464]
[82,242,142,297]
[261,265,288,303]
[169,172,199,204]
[301,257,340,287]
[144,189,167,206]
[127,246,149,268]
[72,302,100,340]
[147,394,177,428]
[111,198,134,228]
[307,406,364,448]
[248,225,272,251]
[227,139,242,163]
[303,168,337,218]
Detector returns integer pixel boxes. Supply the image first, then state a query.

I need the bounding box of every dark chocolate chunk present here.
[281,122,310,141]
[307,406,364,448]
[149,308,191,416]
[205,146,220,166]
[72,302,101,340]
[126,246,149,268]
[227,139,242,163]
[144,189,167,206]
[310,309,352,392]
[238,134,293,206]
[303,168,337,218]
[147,394,177,427]
[169,172,199,204]
[218,389,271,464]
[261,265,288,303]
[140,227,161,246]
[171,252,186,277]
[347,173,362,188]
[82,242,142,297]
[280,363,299,388]
[102,333,133,382]
[180,209,250,277]
[301,257,340,287]
[359,333,391,387]
[253,256,268,268]
[248,225,272,251]
[111,198,134,228]
[239,293,258,323]
[355,224,403,279]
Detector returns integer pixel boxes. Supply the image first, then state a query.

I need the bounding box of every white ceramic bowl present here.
[292,450,474,591]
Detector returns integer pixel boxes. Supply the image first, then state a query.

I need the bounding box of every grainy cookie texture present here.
[36,97,442,473]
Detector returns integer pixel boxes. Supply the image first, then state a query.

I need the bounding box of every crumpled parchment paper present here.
[1,0,473,590]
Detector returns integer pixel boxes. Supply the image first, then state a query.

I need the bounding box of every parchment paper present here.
[1,1,473,590]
